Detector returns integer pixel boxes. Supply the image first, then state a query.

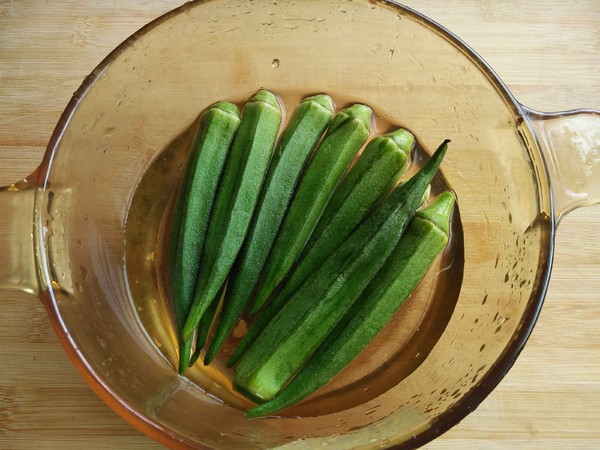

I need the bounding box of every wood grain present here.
[0,1,598,448]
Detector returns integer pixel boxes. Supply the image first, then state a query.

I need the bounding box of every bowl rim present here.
[35,0,555,449]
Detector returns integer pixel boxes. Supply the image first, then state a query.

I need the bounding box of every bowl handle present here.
[524,107,600,223]
[0,169,41,295]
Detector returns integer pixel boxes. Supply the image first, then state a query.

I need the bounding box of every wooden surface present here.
[1,1,598,448]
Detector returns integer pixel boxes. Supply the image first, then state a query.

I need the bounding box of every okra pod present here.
[250,104,372,313]
[168,102,241,374]
[265,128,414,315]
[228,128,413,365]
[246,191,455,417]
[204,95,335,364]
[233,140,449,402]
[187,284,224,368]
[181,90,282,346]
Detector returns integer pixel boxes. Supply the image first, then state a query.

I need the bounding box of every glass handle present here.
[524,107,600,223]
[0,171,40,295]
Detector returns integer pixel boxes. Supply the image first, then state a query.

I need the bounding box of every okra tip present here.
[178,340,192,375]
[430,138,450,165]
[245,406,270,419]
[418,190,456,235]
[249,89,281,110]
[302,93,335,113]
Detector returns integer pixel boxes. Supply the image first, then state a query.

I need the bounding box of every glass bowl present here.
[0,1,598,448]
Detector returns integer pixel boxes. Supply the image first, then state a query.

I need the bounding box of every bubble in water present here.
[97,337,107,349]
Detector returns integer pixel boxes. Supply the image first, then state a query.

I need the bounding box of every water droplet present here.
[271,58,280,68]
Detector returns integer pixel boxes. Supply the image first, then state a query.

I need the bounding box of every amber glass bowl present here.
[1,1,598,449]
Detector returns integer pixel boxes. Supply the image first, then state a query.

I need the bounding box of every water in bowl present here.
[124,93,464,417]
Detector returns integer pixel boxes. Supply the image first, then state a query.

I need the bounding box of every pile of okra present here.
[168,89,454,417]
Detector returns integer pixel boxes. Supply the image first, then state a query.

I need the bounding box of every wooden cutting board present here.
[1,1,598,448]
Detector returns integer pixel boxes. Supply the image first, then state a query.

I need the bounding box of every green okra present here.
[227,128,413,366]
[167,102,241,374]
[187,284,224,368]
[204,94,335,365]
[249,104,373,313]
[233,141,449,402]
[246,191,455,417]
[181,90,282,347]
[263,128,415,316]
[196,285,221,350]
